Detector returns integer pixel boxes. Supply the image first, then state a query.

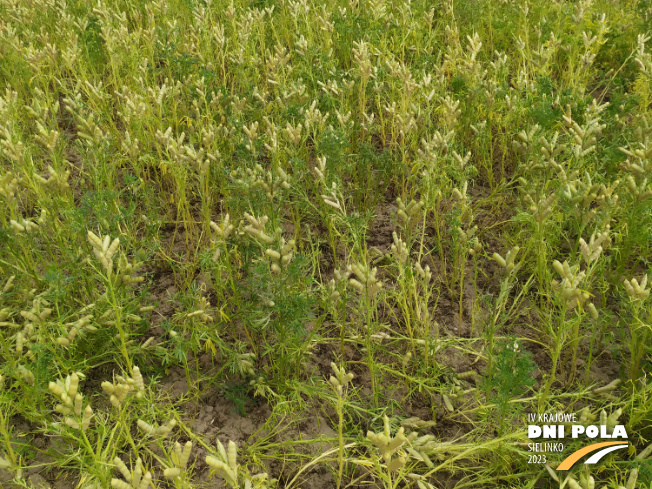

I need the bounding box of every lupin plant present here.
[186,295,214,323]
[206,439,270,488]
[87,232,144,286]
[485,246,522,379]
[136,418,176,438]
[265,238,295,275]
[492,246,521,275]
[329,362,354,489]
[0,0,651,486]
[101,366,146,409]
[210,214,235,262]
[111,456,153,489]
[624,275,650,301]
[347,262,383,298]
[395,197,424,230]
[9,211,46,235]
[34,165,70,192]
[87,231,144,368]
[622,274,651,386]
[49,372,93,431]
[162,441,193,483]
[0,405,21,480]
[347,259,383,405]
[551,260,590,311]
[366,415,416,488]
[242,213,275,244]
[57,314,96,347]
[233,163,291,204]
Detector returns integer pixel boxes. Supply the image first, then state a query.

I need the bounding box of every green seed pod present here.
[587,302,599,320]
[443,394,454,412]
[137,419,155,435]
[164,468,181,479]
[265,249,281,260]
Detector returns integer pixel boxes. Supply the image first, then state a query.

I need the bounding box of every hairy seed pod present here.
[74,394,83,416]
[164,468,181,479]
[265,249,281,260]
[137,419,155,435]
[82,405,93,430]
[65,417,80,429]
[492,253,506,268]
[587,302,598,320]
[132,366,144,392]
[349,279,364,291]
[227,441,237,471]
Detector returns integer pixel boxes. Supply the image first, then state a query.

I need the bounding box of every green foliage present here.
[0,0,651,486]
[224,379,255,417]
[80,17,108,68]
[483,338,536,435]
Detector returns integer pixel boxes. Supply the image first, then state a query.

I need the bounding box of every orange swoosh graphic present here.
[557,442,628,470]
